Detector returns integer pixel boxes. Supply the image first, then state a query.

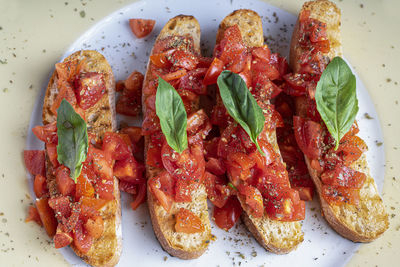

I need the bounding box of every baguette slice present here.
[143,16,211,259]
[289,0,389,242]
[43,50,122,266]
[216,10,304,254]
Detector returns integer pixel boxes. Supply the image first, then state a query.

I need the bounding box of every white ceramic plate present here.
[26,0,386,266]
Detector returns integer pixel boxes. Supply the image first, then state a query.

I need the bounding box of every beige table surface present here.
[0,0,399,266]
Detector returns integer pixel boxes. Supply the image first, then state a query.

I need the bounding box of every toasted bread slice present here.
[143,16,211,259]
[289,0,389,242]
[216,9,304,254]
[43,50,122,266]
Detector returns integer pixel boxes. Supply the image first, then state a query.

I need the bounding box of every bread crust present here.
[289,0,389,242]
[43,50,122,266]
[142,16,211,259]
[217,9,304,254]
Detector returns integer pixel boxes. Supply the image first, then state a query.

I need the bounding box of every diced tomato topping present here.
[73,72,106,110]
[187,109,211,138]
[321,165,366,189]
[116,71,143,117]
[32,122,57,144]
[95,176,115,200]
[283,73,307,96]
[119,181,137,195]
[129,18,155,38]
[293,116,322,159]
[33,174,48,198]
[51,84,77,115]
[124,71,144,91]
[121,126,142,144]
[25,206,43,226]
[180,68,208,95]
[203,171,231,208]
[54,228,73,249]
[55,166,75,196]
[175,208,204,233]
[174,179,193,202]
[80,196,109,211]
[24,150,46,176]
[114,156,144,184]
[130,183,147,210]
[322,185,360,206]
[89,147,113,179]
[292,186,313,201]
[73,222,93,255]
[75,169,95,200]
[238,185,264,218]
[102,132,132,161]
[161,69,187,81]
[219,25,246,64]
[213,196,242,231]
[46,143,59,167]
[336,135,367,165]
[36,198,57,237]
[84,216,104,239]
[205,157,226,176]
[203,57,224,85]
[148,171,174,212]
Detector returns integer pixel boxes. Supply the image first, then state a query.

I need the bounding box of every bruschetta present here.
[203,10,305,254]
[142,16,212,259]
[30,50,123,266]
[288,0,389,242]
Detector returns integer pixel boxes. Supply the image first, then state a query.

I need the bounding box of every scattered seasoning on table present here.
[80,10,86,18]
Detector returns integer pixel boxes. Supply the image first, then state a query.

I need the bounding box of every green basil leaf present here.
[217,70,265,155]
[315,57,359,150]
[56,99,88,182]
[155,77,188,153]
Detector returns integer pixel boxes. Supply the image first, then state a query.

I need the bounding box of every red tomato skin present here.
[73,222,93,255]
[46,143,59,168]
[36,198,57,237]
[293,116,322,159]
[175,208,205,234]
[129,19,156,38]
[24,150,46,176]
[32,122,57,144]
[213,196,242,231]
[203,57,224,85]
[130,183,147,210]
[25,206,43,226]
[54,229,73,249]
[55,166,75,197]
[102,132,132,161]
[34,174,48,198]
[73,72,106,110]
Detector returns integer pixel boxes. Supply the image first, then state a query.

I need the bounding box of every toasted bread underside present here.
[217,9,304,254]
[290,0,389,242]
[143,16,211,259]
[43,50,122,266]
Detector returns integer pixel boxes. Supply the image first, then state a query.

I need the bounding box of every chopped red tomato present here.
[174,179,193,202]
[113,156,144,184]
[292,186,313,201]
[203,57,224,85]
[25,206,43,226]
[119,181,137,194]
[148,171,174,212]
[95,176,115,200]
[89,147,113,179]
[293,116,322,159]
[130,183,147,210]
[129,18,155,38]
[54,228,73,249]
[73,72,106,110]
[46,143,59,168]
[175,208,204,233]
[187,109,211,138]
[219,25,246,64]
[238,185,264,218]
[124,71,144,91]
[121,126,142,144]
[102,132,132,161]
[24,150,46,176]
[251,45,271,61]
[35,198,57,237]
[80,196,109,211]
[282,73,307,96]
[322,185,360,206]
[180,68,208,95]
[205,157,226,176]
[84,216,104,239]
[32,122,57,144]
[161,69,187,81]
[55,166,75,196]
[170,49,199,70]
[203,171,231,208]
[75,169,95,200]
[51,84,77,115]
[116,91,142,117]
[73,222,93,255]
[321,165,366,189]
[213,196,242,231]
[150,50,175,68]
[33,174,48,198]
[336,135,367,165]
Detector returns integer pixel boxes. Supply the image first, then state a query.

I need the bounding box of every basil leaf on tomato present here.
[56,99,88,182]
[155,77,188,153]
[315,57,359,150]
[217,70,265,155]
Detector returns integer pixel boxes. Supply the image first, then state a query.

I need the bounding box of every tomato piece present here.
[80,196,109,211]
[219,25,246,64]
[114,156,144,184]
[54,228,73,249]
[161,69,187,81]
[322,185,360,206]
[175,208,204,233]
[205,157,226,176]
[310,20,327,42]
[282,73,307,96]
[169,49,199,70]
[116,93,141,117]
[62,202,80,233]
[24,150,46,176]
[35,198,57,237]
[51,83,77,115]
[119,181,137,195]
[251,58,280,81]
[55,166,75,196]
[116,80,125,92]
[129,18,155,38]
[321,165,366,189]
[252,45,271,62]
[32,122,57,144]
[141,110,160,135]
[148,171,174,212]
[197,56,213,68]
[150,49,175,68]
[238,185,264,218]
[187,109,211,137]
[130,183,147,210]
[203,171,231,208]
[73,222,93,255]
[204,138,220,159]
[25,206,43,226]
[203,57,224,85]
[46,143,59,168]
[252,73,282,100]
[292,186,313,201]
[84,216,104,239]
[336,135,367,165]
[89,147,113,179]
[73,72,105,110]
[264,188,305,221]
[146,142,162,169]
[293,116,322,159]
[180,68,208,95]
[33,174,48,198]
[213,196,242,231]
[124,71,144,91]
[175,179,193,202]
[95,176,115,200]
[75,170,95,200]
[121,126,142,144]
[227,152,255,171]
[48,196,71,220]
[102,132,132,161]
